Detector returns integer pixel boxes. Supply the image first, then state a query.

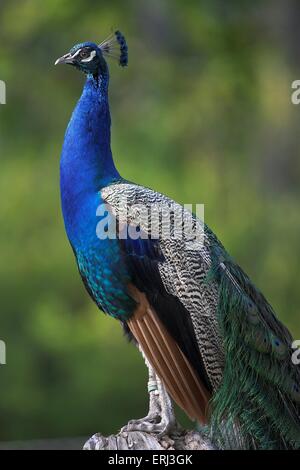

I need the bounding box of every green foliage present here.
[0,0,299,440]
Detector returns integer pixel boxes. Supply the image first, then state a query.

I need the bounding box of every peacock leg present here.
[121,348,179,435]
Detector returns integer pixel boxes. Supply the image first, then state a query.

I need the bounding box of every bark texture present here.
[83,429,216,450]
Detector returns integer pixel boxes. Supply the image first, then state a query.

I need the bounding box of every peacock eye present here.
[80,49,90,59]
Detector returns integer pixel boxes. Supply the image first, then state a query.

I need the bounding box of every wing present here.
[102,182,225,388]
[101,183,221,423]
[102,182,300,449]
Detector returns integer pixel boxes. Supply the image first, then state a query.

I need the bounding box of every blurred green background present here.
[0,0,300,443]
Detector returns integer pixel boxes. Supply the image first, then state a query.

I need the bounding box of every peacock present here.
[55,31,300,450]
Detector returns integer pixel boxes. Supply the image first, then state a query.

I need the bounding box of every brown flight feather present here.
[127,285,211,424]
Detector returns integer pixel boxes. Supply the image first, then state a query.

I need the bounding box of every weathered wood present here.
[83,429,216,450]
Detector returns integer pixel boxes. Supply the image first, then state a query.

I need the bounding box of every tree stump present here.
[83,429,215,450]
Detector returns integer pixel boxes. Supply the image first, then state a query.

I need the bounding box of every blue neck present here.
[60,72,120,245]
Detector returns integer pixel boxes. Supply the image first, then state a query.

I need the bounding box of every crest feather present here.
[98,30,128,67]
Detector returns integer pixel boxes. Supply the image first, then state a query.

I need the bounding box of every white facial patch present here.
[70,48,82,59]
[81,50,97,63]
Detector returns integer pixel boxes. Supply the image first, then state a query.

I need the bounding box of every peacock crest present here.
[98,30,128,67]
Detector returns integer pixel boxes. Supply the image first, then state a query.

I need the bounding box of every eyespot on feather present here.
[245,328,270,353]
[291,382,300,403]
[270,334,287,359]
[246,300,260,325]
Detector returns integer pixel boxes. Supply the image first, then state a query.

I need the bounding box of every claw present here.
[121,418,177,436]
[121,412,179,436]
[121,350,179,436]
[121,410,161,433]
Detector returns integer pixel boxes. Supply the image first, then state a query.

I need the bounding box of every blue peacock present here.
[56,31,300,449]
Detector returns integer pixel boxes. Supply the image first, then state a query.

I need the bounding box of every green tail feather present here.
[206,247,300,449]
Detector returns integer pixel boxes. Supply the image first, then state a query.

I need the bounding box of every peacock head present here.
[55,31,128,76]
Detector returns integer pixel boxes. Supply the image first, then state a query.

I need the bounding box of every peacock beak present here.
[54,53,74,66]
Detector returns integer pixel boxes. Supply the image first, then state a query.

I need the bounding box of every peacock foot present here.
[121,380,180,436]
[121,410,178,436]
